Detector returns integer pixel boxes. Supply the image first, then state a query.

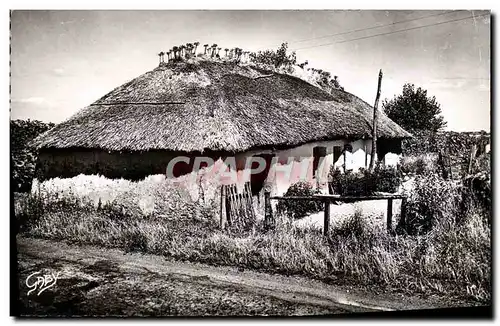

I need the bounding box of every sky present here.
[10,10,491,132]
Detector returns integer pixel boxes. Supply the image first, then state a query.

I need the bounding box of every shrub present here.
[329,167,375,196]
[15,192,43,233]
[329,163,402,196]
[330,208,368,240]
[276,181,322,219]
[402,130,440,156]
[249,42,296,73]
[373,163,401,193]
[123,228,149,253]
[11,119,55,193]
[403,173,462,235]
[462,170,491,224]
[11,150,38,193]
[398,154,438,176]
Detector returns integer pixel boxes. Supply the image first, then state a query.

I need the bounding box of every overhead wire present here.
[291,12,489,51]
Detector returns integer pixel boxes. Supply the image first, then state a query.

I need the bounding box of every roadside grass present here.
[15,177,490,304]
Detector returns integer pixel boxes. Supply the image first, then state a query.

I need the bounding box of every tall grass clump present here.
[403,172,462,235]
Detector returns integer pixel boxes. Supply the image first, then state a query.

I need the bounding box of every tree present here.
[186,43,193,56]
[11,119,55,192]
[234,47,242,61]
[382,83,447,133]
[211,44,218,58]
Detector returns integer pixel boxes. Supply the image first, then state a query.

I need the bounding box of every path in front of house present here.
[16,236,467,317]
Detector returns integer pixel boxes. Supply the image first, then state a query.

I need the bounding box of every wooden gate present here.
[220,182,256,230]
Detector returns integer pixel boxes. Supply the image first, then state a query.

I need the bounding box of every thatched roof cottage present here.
[33,50,411,203]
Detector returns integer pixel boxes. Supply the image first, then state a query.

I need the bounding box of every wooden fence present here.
[264,192,407,236]
[220,182,256,230]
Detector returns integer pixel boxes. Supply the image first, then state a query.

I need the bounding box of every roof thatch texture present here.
[34,58,411,153]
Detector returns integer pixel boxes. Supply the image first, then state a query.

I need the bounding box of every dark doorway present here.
[313,146,327,178]
[333,145,342,164]
[249,154,274,196]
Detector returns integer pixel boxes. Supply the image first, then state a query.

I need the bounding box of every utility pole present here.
[369,69,383,171]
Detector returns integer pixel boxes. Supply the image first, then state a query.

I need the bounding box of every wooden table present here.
[265,193,407,236]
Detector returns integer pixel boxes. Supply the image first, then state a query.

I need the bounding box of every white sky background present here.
[10,10,491,131]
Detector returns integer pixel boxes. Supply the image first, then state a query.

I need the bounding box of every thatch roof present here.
[33,58,411,153]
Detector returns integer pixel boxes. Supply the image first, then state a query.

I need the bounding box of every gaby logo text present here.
[26,270,60,296]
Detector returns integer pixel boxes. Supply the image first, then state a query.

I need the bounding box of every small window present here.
[313,146,327,178]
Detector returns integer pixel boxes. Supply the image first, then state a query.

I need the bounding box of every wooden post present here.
[369,69,383,171]
[227,185,233,227]
[342,151,346,173]
[264,191,273,229]
[220,185,227,229]
[323,200,330,236]
[468,144,477,174]
[387,198,393,234]
[364,144,368,168]
[437,150,449,180]
[400,197,407,232]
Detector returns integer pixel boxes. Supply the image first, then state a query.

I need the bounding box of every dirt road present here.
[15,237,461,317]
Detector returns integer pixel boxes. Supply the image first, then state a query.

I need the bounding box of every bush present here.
[329,163,402,196]
[373,164,401,193]
[11,119,55,192]
[14,164,491,304]
[462,171,491,224]
[403,173,462,235]
[330,167,375,196]
[123,228,149,253]
[398,154,438,176]
[276,181,322,219]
